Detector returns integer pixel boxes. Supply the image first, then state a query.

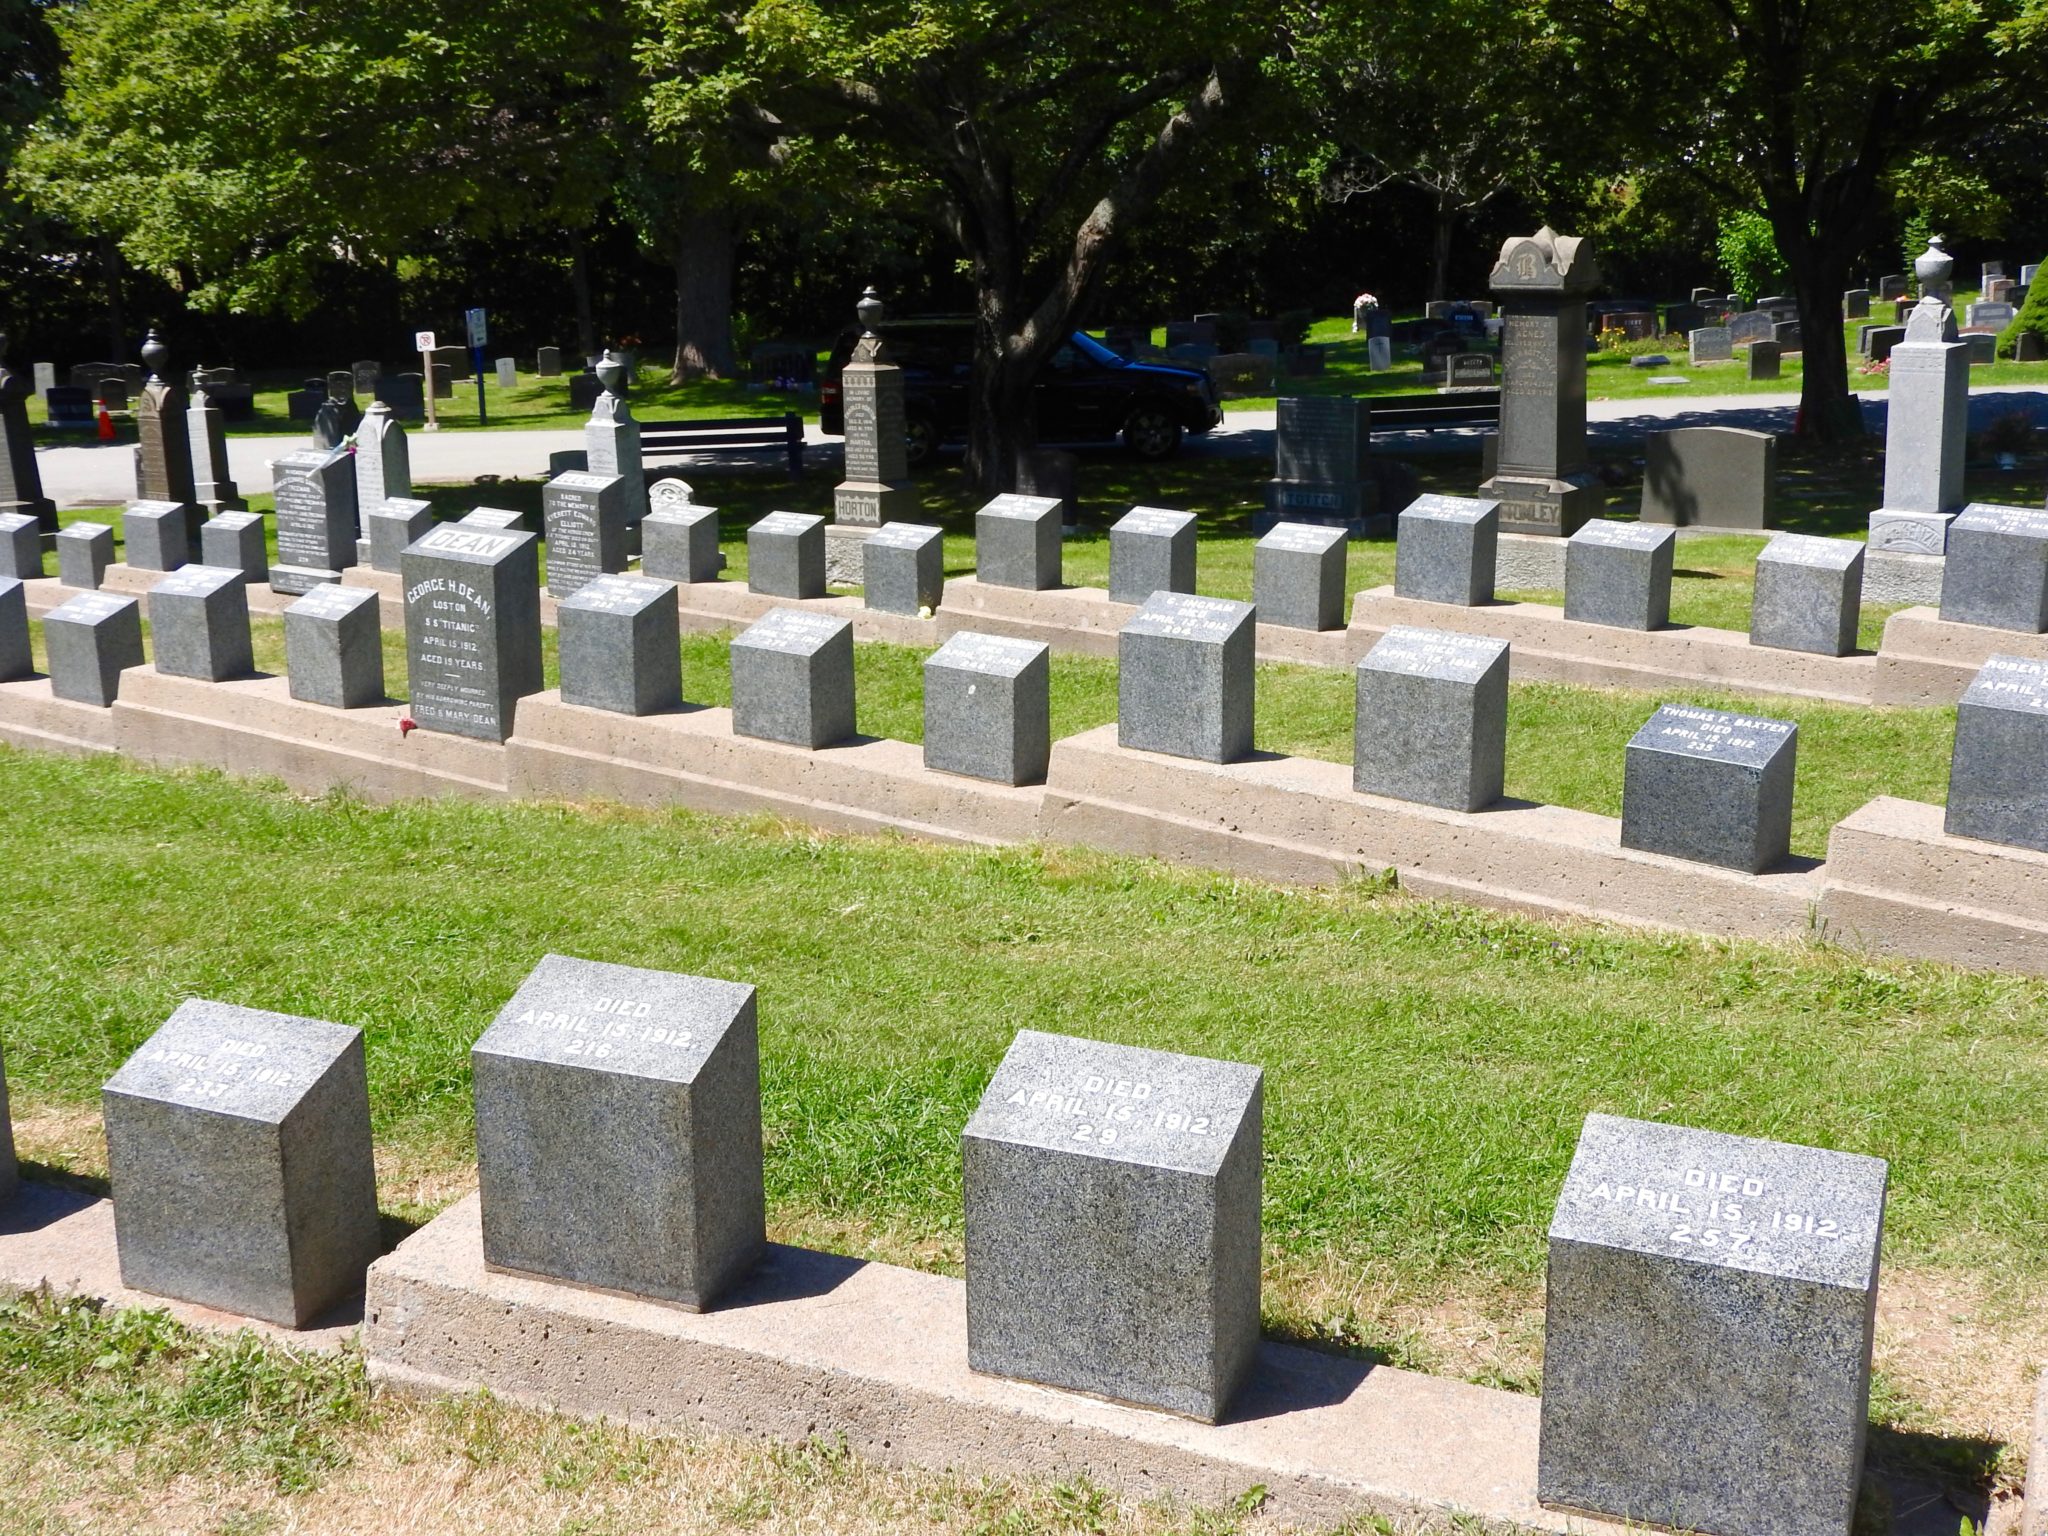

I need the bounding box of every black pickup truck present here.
[820,318,1222,468]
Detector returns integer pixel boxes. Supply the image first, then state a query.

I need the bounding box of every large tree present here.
[642,0,1287,490]
[1545,0,2048,440]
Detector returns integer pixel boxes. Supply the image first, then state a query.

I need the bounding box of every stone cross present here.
[1621,703,1797,872]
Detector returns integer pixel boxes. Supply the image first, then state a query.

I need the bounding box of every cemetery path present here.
[30,385,2048,505]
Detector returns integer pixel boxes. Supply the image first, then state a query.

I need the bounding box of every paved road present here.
[32,385,2048,507]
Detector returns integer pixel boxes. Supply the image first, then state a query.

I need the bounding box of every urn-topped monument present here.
[829,285,916,584]
[1477,227,1605,537]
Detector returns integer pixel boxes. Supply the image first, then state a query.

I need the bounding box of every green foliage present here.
[1998,259,2048,360]
[1717,211,1784,305]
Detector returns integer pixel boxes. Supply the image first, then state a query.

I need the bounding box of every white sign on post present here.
[417,330,440,431]
[465,309,488,348]
[414,330,437,353]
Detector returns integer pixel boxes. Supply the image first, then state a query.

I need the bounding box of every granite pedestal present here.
[747,512,826,600]
[102,999,380,1329]
[642,504,722,584]
[923,631,1050,786]
[962,1028,1262,1423]
[284,584,384,708]
[1118,592,1255,764]
[1564,521,1673,630]
[1354,627,1508,811]
[729,608,854,748]
[472,954,764,1310]
[1621,703,1797,872]
[1108,507,1197,605]
[368,498,434,574]
[400,522,543,742]
[1253,522,1347,631]
[975,494,1064,591]
[148,565,253,681]
[1751,534,1864,657]
[1394,495,1498,606]
[1944,654,2048,852]
[55,523,112,590]
[0,512,38,579]
[199,511,268,584]
[0,577,27,682]
[1539,1112,1885,1536]
[43,591,143,706]
[1939,503,2048,632]
[558,574,682,717]
[863,522,944,615]
[123,500,195,572]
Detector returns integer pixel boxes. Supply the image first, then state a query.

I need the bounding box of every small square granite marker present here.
[102,999,381,1328]
[923,631,1050,785]
[559,574,682,717]
[975,493,1063,590]
[457,508,525,531]
[1750,533,1863,656]
[543,470,629,598]
[863,521,944,615]
[641,503,721,584]
[747,511,826,599]
[1394,494,1498,606]
[1118,592,1255,763]
[1621,703,1797,872]
[56,523,113,590]
[1108,506,1197,604]
[0,578,28,682]
[730,608,854,748]
[0,512,40,580]
[368,497,434,574]
[962,1028,1262,1423]
[1539,1112,1886,1536]
[285,584,385,708]
[472,955,764,1310]
[1939,503,2048,633]
[1253,522,1347,631]
[1564,521,1674,630]
[199,511,268,583]
[123,500,195,572]
[1354,626,1508,811]
[43,591,144,706]
[1945,654,2048,852]
[149,565,253,681]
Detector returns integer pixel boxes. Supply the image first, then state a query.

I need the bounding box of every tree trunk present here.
[100,236,125,361]
[1772,206,1864,443]
[1429,196,1456,304]
[669,203,736,383]
[965,296,1040,497]
[569,234,597,361]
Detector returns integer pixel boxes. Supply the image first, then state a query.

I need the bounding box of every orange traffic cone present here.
[96,405,115,441]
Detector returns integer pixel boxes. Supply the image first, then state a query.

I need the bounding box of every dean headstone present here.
[863,521,943,615]
[1118,591,1254,763]
[123,500,195,572]
[1939,503,2048,632]
[729,608,854,749]
[270,447,359,592]
[368,497,434,574]
[1621,703,1797,872]
[1267,396,1372,529]
[1566,520,1674,630]
[285,583,384,709]
[962,1028,1262,1423]
[199,510,267,584]
[473,955,763,1309]
[642,501,722,584]
[584,351,646,524]
[558,573,682,717]
[1395,494,1498,606]
[1751,533,1863,657]
[1253,521,1346,631]
[1109,506,1197,605]
[103,999,380,1329]
[149,564,253,680]
[975,493,1063,590]
[1354,626,1508,811]
[1944,654,2048,852]
[542,470,629,598]
[0,576,27,683]
[44,591,143,705]
[747,511,826,599]
[401,521,544,742]
[56,522,113,590]
[1540,1112,1884,1536]
[923,630,1050,786]
[0,511,40,579]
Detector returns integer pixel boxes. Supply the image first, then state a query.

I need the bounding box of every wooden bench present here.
[639,413,805,476]
[1365,390,1499,433]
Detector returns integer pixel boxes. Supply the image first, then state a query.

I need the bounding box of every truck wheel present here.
[1123,404,1183,459]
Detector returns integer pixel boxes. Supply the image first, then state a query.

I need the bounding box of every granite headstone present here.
[199,510,268,584]
[641,503,722,584]
[148,564,253,680]
[1252,522,1347,631]
[284,583,385,709]
[862,521,943,615]
[270,447,359,592]
[1394,494,1498,606]
[55,522,112,590]
[558,573,682,717]
[367,497,435,574]
[0,576,27,682]
[400,521,544,742]
[1750,533,1863,657]
[923,630,1050,786]
[1939,503,2048,632]
[729,608,854,749]
[123,500,194,572]
[543,471,629,599]
[1108,506,1197,605]
[0,511,40,579]
[746,511,826,600]
[43,591,144,705]
[1944,654,2048,852]
[974,493,1063,590]
[1565,520,1674,630]
[1117,592,1254,763]
[1621,703,1797,872]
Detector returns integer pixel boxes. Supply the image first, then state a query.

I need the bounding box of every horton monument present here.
[829,286,915,584]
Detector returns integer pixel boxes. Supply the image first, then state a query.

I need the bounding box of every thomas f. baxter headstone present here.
[1622,703,1797,872]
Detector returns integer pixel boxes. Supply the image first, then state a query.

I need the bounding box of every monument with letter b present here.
[1479,226,1604,537]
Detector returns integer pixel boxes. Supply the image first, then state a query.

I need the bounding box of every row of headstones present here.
[1398,494,2048,648]
[0,956,1892,1536]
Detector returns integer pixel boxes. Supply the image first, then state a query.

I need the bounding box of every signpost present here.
[466,307,489,426]
[415,330,439,431]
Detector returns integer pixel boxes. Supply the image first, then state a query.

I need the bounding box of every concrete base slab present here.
[0,1181,360,1350]
[1042,725,1822,939]
[1351,586,1879,705]
[667,576,939,648]
[507,692,1043,845]
[1818,797,2048,975]
[1864,551,1945,609]
[1872,607,2048,706]
[109,670,511,800]
[363,1194,1628,1534]
[0,674,126,755]
[22,567,299,621]
[1494,530,1567,594]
